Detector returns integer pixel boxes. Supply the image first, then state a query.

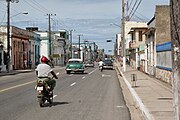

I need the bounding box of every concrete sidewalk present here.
[115,61,173,120]
[0,66,65,77]
[0,69,34,76]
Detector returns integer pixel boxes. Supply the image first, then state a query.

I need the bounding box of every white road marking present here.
[88,68,97,75]
[70,82,76,86]
[53,95,57,98]
[102,74,111,77]
[116,106,124,108]
[0,80,36,93]
[82,76,85,79]
[69,74,73,76]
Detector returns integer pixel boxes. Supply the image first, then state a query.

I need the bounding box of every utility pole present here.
[78,35,83,59]
[47,14,56,58]
[122,0,126,72]
[170,1,180,120]
[6,0,19,72]
[6,0,10,72]
[69,30,74,58]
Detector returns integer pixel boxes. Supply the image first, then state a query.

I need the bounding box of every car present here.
[66,58,85,74]
[103,59,113,70]
[84,60,94,67]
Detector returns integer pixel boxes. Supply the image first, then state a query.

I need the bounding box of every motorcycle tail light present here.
[38,90,42,94]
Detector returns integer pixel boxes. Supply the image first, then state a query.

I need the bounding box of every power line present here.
[129,0,142,20]
[23,0,47,14]
[128,0,138,18]
[29,0,51,13]
[0,12,6,25]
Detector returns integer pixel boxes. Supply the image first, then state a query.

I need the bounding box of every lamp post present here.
[10,11,28,18]
[77,34,83,59]
[47,13,56,57]
[122,0,126,72]
[6,0,27,72]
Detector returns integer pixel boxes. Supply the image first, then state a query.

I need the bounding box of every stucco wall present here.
[155,5,171,44]
[155,68,173,85]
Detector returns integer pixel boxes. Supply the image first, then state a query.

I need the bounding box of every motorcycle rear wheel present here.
[39,98,45,107]
[49,92,53,104]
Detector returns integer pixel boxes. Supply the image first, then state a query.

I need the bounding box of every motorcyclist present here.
[98,59,104,69]
[35,56,58,92]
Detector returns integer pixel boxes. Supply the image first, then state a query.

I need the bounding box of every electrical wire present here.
[30,0,51,13]
[128,0,138,18]
[128,0,134,9]
[129,0,142,20]
[23,0,47,14]
[0,12,6,26]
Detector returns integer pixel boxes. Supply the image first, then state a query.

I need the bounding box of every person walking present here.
[29,59,32,69]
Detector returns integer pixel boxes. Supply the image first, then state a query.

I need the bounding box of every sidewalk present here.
[0,66,65,77]
[0,69,34,76]
[115,61,173,120]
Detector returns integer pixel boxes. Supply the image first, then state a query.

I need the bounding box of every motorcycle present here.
[36,72,59,107]
[99,65,103,72]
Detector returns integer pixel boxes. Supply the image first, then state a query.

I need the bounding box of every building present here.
[0,26,35,71]
[128,27,148,71]
[123,21,147,69]
[35,29,70,66]
[145,5,172,85]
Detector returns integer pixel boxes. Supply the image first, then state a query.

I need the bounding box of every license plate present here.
[37,87,43,91]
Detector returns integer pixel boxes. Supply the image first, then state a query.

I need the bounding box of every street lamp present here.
[10,11,28,18]
[110,23,121,28]
[6,0,28,72]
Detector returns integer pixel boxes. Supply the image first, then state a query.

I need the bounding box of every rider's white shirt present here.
[35,63,52,77]
[98,61,104,66]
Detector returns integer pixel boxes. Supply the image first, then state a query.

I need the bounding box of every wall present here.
[155,5,171,44]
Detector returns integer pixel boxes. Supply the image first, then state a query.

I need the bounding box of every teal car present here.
[66,59,85,74]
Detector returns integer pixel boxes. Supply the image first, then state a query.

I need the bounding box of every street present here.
[0,66,131,120]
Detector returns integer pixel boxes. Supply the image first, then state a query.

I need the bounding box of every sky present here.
[0,0,169,54]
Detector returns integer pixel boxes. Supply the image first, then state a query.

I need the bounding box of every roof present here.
[68,58,82,62]
[128,27,148,34]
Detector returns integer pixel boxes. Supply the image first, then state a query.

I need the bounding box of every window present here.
[139,31,142,41]
[131,33,135,43]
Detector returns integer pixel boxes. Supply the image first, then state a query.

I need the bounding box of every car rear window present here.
[103,60,112,64]
[69,61,82,64]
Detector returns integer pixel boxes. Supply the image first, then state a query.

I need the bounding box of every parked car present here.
[66,58,85,74]
[84,60,94,67]
[103,59,113,70]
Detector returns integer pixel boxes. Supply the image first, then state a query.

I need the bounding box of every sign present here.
[52,54,60,58]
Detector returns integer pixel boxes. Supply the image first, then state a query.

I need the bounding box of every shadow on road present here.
[41,101,71,108]
[52,101,71,106]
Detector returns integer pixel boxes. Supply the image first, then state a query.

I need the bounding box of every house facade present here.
[0,26,36,71]
[128,27,148,71]
[36,29,70,66]
[144,5,172,85]
[154,5,172,84]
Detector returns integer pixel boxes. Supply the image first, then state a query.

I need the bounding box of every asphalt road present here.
[0,66,131,120]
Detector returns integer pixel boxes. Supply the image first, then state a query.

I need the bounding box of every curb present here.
[0,70,34,76]
[115,61,154,120]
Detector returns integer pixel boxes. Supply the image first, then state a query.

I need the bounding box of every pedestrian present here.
[24,59,27,69]
[29,59,32,69]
